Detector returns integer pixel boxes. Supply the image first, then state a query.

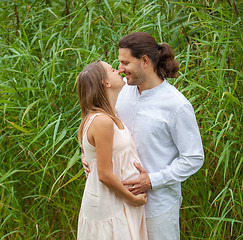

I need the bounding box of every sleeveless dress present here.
[77,113,148,240]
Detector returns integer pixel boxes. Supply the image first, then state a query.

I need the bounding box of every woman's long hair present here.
[77,60,118,145]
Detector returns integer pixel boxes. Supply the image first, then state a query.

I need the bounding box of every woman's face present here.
[101,61,125,90]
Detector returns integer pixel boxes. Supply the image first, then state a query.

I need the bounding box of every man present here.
[82,32,204,239]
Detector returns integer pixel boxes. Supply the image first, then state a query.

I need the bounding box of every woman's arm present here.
[90,114,146,207]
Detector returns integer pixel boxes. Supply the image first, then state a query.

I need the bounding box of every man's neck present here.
[137,73,164,94]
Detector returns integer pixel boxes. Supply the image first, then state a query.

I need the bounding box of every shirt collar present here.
[137,79,167,97]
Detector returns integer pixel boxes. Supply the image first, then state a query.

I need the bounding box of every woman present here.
[77,60,148,240]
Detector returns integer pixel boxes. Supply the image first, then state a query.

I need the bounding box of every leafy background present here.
[0,0,242,239]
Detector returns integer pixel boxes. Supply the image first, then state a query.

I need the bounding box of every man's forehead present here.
[119,48,133,60]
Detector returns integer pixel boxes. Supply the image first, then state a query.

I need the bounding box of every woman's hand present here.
[128,193,147,207]
[122,162,151,195]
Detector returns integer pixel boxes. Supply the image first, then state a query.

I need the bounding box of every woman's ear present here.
[102,80,111,88]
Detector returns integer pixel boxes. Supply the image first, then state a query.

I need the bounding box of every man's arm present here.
[149,104,204,190]
[123,104,204,193]
[81,148,90,178]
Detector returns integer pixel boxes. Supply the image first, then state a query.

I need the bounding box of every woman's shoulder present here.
[90,113,114,130]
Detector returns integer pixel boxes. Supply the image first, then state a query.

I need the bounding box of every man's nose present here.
[118,65,125,74]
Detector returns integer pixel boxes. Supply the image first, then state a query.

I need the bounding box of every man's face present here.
[118,48,145,86]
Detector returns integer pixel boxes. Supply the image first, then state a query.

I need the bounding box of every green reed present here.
[0,0,242,239]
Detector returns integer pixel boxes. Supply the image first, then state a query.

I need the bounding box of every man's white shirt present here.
[116,79,204,218]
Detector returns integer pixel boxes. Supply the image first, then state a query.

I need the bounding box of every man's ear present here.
[142,55,149,68]
[102,80,111,88]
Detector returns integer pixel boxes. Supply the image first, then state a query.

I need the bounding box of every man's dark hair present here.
[119,32,179,79]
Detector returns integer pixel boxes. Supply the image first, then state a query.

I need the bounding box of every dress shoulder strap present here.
[83,113,102,136]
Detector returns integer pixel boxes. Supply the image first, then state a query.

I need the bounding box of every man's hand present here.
[122,162,152,195]
[81,144,90,178]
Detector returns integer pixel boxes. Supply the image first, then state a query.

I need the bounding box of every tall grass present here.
[0,0,242,239]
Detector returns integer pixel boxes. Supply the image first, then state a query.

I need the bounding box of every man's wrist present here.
[147,175,152,190]
[148,172,163,190]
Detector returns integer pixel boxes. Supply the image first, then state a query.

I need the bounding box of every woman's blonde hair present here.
[77,60,118,144]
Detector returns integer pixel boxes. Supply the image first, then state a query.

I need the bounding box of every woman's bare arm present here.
[91,114,146,207]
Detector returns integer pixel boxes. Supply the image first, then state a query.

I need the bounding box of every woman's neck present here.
[107,91,119,112]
